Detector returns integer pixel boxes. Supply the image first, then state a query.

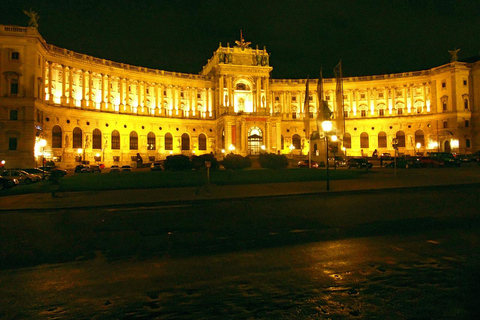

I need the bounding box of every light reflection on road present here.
[1,231,478,319]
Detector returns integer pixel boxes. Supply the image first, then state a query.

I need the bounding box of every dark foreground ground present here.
[1,185,480,319]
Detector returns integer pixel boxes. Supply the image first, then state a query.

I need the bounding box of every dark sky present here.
[2,0,480,79]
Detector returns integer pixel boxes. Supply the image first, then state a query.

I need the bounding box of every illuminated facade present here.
[1,25,479,169]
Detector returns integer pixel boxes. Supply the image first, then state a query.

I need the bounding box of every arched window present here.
[344,133,351,149]
[198,133,207,150]
[378,131,387,148]
[415,130,425,147]
[292,134,301,150]
[111,130,120,150]
[396,131,406,148]
[130,131,138,150]
[147,132,156,150]
[360,132,369,149]
[52,125,62,148]
[73,127,82,148]
[181,133,190,150]
[92,129,102,150]
[165,133,173,150]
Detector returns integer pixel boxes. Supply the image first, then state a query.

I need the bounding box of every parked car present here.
[417,157,444,168]
[385,157,417,169]
[39,166,67,176]
[0,176,19,190]
[110,165,120,172]
[150,162,163,171]
[328,156,346,168]
[90,165,102,173]
[347,158,373,169]
[21,168,51,180]
[297,160,318,168]
[380,153,393,160]
[1,169,41,184]
[121,165,132,172]
[74,165,91,173]
[427,152,461,167]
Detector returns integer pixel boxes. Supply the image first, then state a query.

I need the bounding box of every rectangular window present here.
[113,156,120,162]
[361,110,367,117]
[275,96,279,101]
[146,88,150,94]
[10,83,18,94]
[466,139,471,148]
[397,108,403,115]
[463,80,467,86]
[197,93,201,99]
[9,138,17,150]
[379,109,385,116]
[180,92,184,98]
[292,112,297,119]
[360,94,366,99]
[164,90,167,96]
[10,110,18,120]
[443,121,448,129]
[465,120,470,128]
[326,95,330,100]
[443,101,447,112]
[309,112,314,118]
[378,92,384,98]
[292,97,296,101]
[308,96,313,101]
[11,51,19,60]
[442,81,446,88]
[344,111,349,118]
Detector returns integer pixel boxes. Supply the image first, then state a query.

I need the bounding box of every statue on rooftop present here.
[23,8,39,29]
[448,48,460,62]
[235,30,251,50]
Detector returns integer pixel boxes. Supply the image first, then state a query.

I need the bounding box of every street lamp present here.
[322,121,333,191]
[77,148,83,164]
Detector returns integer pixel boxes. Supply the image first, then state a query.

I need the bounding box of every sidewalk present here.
[2,166,480,211]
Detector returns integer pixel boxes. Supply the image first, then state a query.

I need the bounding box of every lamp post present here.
[39,139,47,179]
[322,121,333,191]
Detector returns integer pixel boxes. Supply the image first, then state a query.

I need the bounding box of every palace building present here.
[1,24,479,169]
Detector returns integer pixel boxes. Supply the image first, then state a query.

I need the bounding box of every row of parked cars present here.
[297,151,475,170]
[0,166,68,190]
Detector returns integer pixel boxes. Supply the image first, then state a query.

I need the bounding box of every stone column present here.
[227,76,232,109]
[88,72,93,108]
[218,75,224,108]
[125,79,131,113]
[48,61,53,103]
[391,87,396,114]
[265,77,270,112]
[61,65,67,104]
[107,75,112,110]
[81,69,86,107]
[137,82,142,113]
[265,121,270,150]
[160,84,164,116]
[68,67,74,107]
[100,74,106,110]
[119,78,124,111]
[143,82,148,114]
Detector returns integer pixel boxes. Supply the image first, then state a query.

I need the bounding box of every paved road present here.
[1,185,479,319]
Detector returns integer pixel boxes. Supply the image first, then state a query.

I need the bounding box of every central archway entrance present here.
[248,126,263,155]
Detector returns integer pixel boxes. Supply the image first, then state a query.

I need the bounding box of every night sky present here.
[2,0,480,79]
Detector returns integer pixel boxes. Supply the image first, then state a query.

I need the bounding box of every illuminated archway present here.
[248,126,263,155]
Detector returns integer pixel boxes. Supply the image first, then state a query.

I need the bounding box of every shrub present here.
[222,154,252,170]
[258,153,289,170]
[191,154,219,170]
[164,155,192,171]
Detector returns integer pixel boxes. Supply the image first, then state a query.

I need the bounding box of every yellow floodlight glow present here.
[77,148,83,154]
[331,135,338,142]
[321,121,332,132]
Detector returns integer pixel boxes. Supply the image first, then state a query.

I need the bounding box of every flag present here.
[303,75,310,138]
[316,69,332,134]
[333,60,344,137]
